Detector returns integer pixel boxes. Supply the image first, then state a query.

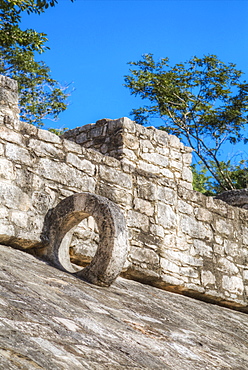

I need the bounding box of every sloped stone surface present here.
[0,244,248,370]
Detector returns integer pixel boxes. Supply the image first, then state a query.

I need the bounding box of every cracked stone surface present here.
[0,244,248,370]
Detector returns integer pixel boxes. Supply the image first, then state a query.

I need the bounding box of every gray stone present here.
[37,128,61,143]
[0,74,247,311]
[215,189,248,209]
[45,192,128,287]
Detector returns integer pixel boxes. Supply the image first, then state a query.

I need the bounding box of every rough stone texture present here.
[0,245,248,370]
[215,188,248,209]
[44,192,128,287]
[63,118,193,189]
[0,75,247,311]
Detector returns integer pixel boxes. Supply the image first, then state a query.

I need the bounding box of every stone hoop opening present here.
[45,193,128,286]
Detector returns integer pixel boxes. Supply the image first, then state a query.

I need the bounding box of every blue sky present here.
[20,0,248,163]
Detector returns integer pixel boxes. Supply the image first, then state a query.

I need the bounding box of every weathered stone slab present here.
[1,245,248,370]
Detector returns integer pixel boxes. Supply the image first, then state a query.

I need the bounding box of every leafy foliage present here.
[124,54,248,193]
[192,160,248,195]
[0,0,73,126]
[48,127,68,136]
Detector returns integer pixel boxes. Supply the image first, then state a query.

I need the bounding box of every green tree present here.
[0,0,73,126]
[124,54,248,193]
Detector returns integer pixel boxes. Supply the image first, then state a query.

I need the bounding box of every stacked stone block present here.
[63,117,193,190]
[0,75,247,311]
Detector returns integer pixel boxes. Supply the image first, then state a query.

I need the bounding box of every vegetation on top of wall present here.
[0,0,73,126]
[124,54,248,194]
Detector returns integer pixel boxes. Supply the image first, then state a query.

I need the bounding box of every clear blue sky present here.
[20,0,248,166]
[21,0,248,131]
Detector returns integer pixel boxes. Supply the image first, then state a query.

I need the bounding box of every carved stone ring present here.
[46,193,128,286]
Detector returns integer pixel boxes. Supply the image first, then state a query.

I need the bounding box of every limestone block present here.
[0,222,15,237]
[28,139,64,160]
[76,132,87,144]
[178,200,194,215]
[179,180,193,190]
[140,139,154,152]
[180,266,199,279]
[0,182,31,211]
[182,167,193,182]
[160,258,180,274]
[130,246,159,265]
[206,197,228,217]
[66,153,95,176]
[127,210,149,232]
[201,270,216,286]
[214,219,233,237]
[138,160,160,175]
[5,142,32,166]
[16,215,45,243]
[175,237,189,251]
[170,149,181,161]
[100,143,110,154]
[134,198,154,217]
[185,283,205,293]
[215,236,224,248]
[183,152,192,165]
[160,168,174,179]
[243,270,248,281]
[135,124,148,137]
[215,189,248,209]
[213,243,225,255]
[153,129,169,146]
[178,187,206,206]
[37,158,96,192]
[218,258,239,274]
[102,155,120,168]
[169,160,182,171]
[123,133,139,150]
[0,206,8,220]
[31,189,56,214]
[0,143,3,155]
[97,183,132,207]
[157,203,177,229]
[222,275,244,295]
[169,134,181,148]
[121,116,136,133]
[99,165,132,189]
[156,146,170,156]
[161,273,185,286]
[192,239,213,258]
[149,224,165,238]
[180,215,213,241]
[90,126,104,138]
[140,152,169,167]
[194,207,213,222]
[0,158,15,180]
[136,179,157,201]
[10,211,28,228]
[63,139,82,154]
[119,148,137,161]
[162,249,203,267]
[84,147,104,163]
[18,121,38,136]
[37,128,61,144]
[157,186,177,205]
[241,226,248,246]
[0,126,23,145]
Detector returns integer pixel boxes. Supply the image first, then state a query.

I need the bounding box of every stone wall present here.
[0,75,247,312]
[63,118,193,190]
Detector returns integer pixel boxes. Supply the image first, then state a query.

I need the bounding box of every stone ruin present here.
[0,75,247,312]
